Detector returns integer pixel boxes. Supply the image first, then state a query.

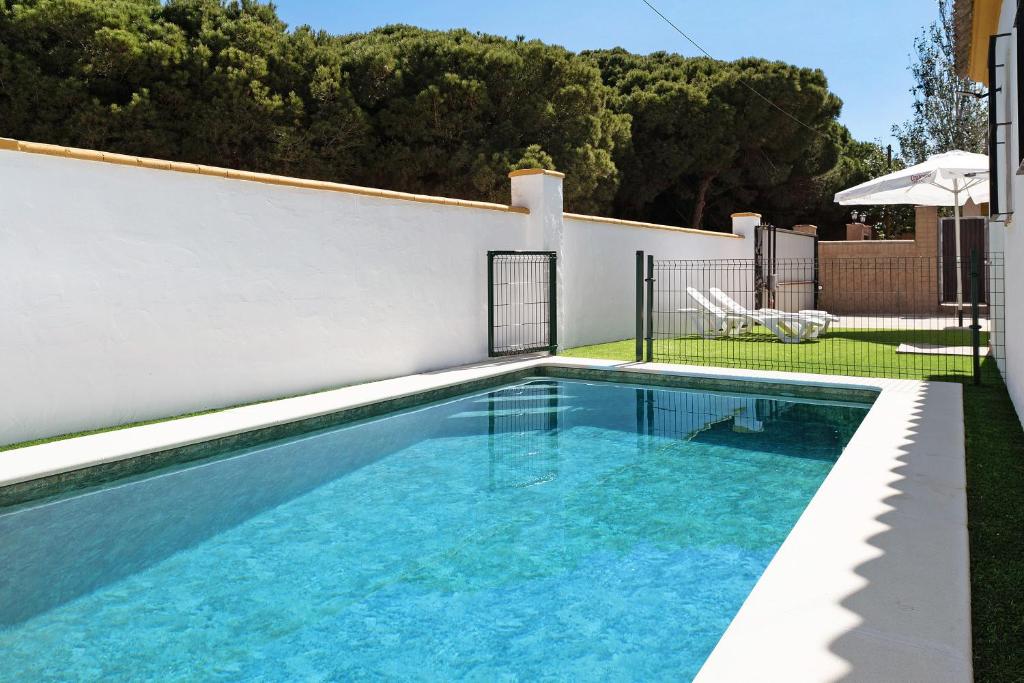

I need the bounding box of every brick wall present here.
[845,223,873,240]
[817,206,942,314]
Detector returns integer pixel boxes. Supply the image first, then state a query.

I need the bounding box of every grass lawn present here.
[0,409,224,453]
[563,327,986,381]
[562,337,1024,682]
[0,381,358,452]
[962,366,1024,682]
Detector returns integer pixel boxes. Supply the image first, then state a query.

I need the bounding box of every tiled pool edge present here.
[0,357,970,682]
[0,358,878,508]
[696,376,970,682]
[0,367,539,508]
[542,365,879,404]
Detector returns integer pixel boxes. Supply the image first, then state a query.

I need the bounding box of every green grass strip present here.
[562,327,987,381]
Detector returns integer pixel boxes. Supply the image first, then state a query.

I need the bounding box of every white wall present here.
[561,216,755,348]
[769,228,817,313]
[992,3,1024,424]
[0,150,759,444]
[0,151,530,444]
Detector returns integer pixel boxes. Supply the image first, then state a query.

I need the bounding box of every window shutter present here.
[990,34,1001,215]
[1017,2,1024,164]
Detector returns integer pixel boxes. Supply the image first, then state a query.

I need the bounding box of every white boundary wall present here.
[990,3,1024,426]
[769,228,816,313]
[0,148,754,444]
[561,215,754,348]
[1,151,528,443]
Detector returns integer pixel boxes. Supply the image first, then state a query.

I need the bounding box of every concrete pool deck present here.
[0,356,970,682]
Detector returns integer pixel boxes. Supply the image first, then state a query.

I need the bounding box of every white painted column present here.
[509,169,566,350]
[509,169,565,249]
[730,212,763,310]
[730,211,761,257]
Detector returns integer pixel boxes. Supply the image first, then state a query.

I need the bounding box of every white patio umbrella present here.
[834,150,989,325]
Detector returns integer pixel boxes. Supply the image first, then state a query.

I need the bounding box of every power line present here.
[639,0,829,138]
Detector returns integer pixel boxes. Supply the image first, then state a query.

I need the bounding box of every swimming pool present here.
[0,377,870,680]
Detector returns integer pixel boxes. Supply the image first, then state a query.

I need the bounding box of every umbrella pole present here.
[954,182,963,327]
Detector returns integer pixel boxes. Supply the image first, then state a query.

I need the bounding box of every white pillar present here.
[509,169,565,249]
[730,211,761,256]
[731,212,762,310]
[509,169,566,351]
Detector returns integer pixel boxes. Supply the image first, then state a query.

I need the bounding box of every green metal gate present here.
[487,251,557,357]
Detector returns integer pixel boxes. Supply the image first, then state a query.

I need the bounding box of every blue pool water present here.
[0,378,869,681]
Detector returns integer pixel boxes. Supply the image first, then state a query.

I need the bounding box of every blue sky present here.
[272,0,938,149]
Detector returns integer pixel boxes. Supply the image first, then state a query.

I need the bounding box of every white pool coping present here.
[0,357,970,682]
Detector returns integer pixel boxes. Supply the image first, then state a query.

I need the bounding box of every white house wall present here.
[991,2,1024,425]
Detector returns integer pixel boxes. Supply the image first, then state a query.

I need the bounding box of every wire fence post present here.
[754,226,764,309]
[645,254,655,363]
[487,251,495,357]
[635,250,645,362]
[548,252,558,354]
[813,235,821,310]
[970,248,982,385]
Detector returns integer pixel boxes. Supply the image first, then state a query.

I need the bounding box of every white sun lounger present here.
[681,288,748,338]
[708,287,838,337]
[689,287,821,344]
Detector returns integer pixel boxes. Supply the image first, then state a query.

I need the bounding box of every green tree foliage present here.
[0,0,865,228]
[0,0,626,212]
[586,49,845,229]
[805,137,916,239]
[334,25,627,212]
[892,0,986,164]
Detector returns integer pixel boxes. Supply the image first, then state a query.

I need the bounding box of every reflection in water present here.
[486,381,560,490]
[635,388,773,440]
[481,382,862,495]
[634,387,865,461]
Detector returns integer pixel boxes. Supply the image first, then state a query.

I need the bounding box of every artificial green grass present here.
[962,364,1024,682]
[0,409,224,453]
[0,381,357,452]
[563,338,1024,682]
[563,327,987,381]
[3,328,986,449]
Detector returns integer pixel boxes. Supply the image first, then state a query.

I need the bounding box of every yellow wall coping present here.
[508,168,566,179]
[563,212,742,239]
[964,0,1000,84]
[730,211,762,218]
[0,137,530,215]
